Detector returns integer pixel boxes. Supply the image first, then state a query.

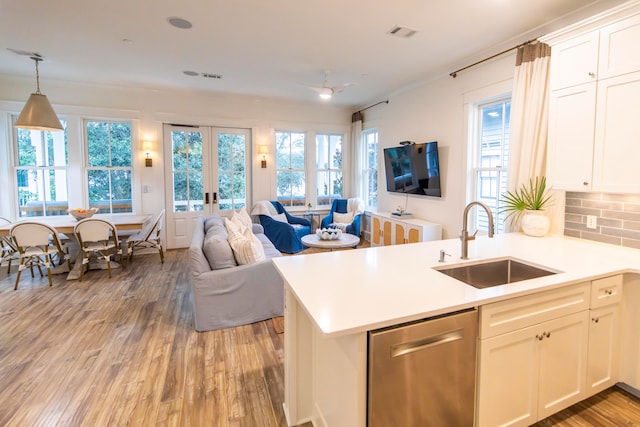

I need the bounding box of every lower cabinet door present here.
[477,325,539,427]
[587,304,620,395]
[537,311,589,419]
[371,215,382,246]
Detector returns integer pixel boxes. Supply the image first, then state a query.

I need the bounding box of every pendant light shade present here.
[14,56,63,131]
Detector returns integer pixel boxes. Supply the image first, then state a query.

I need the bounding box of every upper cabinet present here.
[550,32,599,90]
[546,10,640,193]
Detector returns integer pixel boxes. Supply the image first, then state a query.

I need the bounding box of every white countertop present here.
[272,233,640,337]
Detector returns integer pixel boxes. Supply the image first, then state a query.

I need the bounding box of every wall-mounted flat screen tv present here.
[383,141,442,197]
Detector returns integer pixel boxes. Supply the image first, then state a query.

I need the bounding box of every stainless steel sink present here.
[433,257,558,289]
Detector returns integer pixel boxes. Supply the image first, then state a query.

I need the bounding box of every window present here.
[276,130,305,207]
[471,99,511,233]
[361,128,378,209]
[15,123,69,217]
[86,121,133,213]
[316,133,343,207]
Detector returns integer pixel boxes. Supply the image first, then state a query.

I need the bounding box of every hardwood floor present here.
[0,245,638,426]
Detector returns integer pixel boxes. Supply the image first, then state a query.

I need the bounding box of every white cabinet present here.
[547,83,597,191]
[546,13,640,192]
[586,275,622,396]
[370,212,441,247]
[550,31,599,90]
[477,284,590,427]
[592,71,640,193]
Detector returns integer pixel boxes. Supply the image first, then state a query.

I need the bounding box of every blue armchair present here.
[320,198,363,237]
[258,201,312,254]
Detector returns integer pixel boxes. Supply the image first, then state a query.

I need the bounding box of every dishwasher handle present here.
[391,329,464,358]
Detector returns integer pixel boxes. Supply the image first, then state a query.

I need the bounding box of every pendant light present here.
[14,55,63,131]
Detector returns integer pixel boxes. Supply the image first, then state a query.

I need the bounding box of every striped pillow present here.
[225,218,265,265]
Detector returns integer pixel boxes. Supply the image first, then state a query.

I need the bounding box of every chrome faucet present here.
[460,201,494,260]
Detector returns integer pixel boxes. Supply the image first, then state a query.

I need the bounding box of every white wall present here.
[366,53,525,239]
[0,75,351,219]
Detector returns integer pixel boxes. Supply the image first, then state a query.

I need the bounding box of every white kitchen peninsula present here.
[272,233,640,427]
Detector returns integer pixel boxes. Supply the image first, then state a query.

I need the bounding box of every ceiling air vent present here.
[202,73,222,79]
[387,26,418,38]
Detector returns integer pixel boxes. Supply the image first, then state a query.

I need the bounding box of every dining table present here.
[0,214,151,280]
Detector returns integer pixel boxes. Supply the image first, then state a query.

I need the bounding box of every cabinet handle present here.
[536,334,544,341]
[583,181,589,186]
[592,317,600,323]
[588,72,596,77]
[545,332,551,338]
[605,289,613,295]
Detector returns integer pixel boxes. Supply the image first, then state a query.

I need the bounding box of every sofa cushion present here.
[202,223,237,270]
[234,207,253,230]
[204,214,225,232]
[256,233,282,259]
[225,218,266,265]
[333,211,354,224]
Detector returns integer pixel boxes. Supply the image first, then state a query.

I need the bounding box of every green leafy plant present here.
[500,176,553,224]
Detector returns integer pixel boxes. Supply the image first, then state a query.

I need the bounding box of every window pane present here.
[219,172,232,210]
[87,122,110,167]
[218,134,232,171]
[111,170,132,212]
[46,131,68,166]
[109,123,132,167]
[232,172,246,209]
[290,133,305,169]
[173,172,188,212]
[188,132,203,171]
[188,172,204,211]
[17,130,38,166]
[330,135,342,168]
[276,132,291,169]
[88,169,110,209]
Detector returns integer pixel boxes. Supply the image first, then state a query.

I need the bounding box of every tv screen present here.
[383,141,442,197]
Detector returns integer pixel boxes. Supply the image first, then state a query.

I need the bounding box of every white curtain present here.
[508,43,552,189]
[350,112,363,198]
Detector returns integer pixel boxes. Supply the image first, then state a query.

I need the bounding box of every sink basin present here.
[433,257,558,289]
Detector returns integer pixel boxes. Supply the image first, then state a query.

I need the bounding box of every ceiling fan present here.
[308,71,353,100]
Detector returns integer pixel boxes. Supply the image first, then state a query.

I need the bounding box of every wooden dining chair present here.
[10,222,70,290]
[127,209,165,264]
[74,218,129,281]
[0,217,18,274]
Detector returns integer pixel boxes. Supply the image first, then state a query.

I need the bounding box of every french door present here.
[163,124,251,249]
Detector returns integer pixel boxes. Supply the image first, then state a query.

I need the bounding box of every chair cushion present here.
[272,213,288,223]
[333,211,354,224]
[225,218,266,265]
[202,223,237,270]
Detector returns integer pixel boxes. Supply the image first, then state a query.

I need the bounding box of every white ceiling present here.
[0,0,629,108]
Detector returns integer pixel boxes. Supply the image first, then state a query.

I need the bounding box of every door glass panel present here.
[217,132,246,211]
[171,130,204,212]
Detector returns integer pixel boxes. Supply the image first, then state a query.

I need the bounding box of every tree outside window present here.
[86,121,133,213]
[276,131,305,207]
[217,133,246,210]
[171,130,203,212]
[316,133,343,207]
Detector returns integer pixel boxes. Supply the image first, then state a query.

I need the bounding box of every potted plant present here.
[500,176,553,237]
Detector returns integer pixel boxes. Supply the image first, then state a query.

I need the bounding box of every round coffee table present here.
[301,233,360,251]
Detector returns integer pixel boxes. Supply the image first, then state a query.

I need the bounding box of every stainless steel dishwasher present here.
[367,308,478,427]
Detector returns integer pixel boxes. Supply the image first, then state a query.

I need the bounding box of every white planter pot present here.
[521,210,550,237]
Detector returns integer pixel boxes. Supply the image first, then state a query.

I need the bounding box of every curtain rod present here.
[450,37,540,78]
[356,100,389,114]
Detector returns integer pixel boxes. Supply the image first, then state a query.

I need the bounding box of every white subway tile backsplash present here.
[564,192,640,249]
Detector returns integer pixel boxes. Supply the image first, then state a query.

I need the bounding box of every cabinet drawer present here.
[591,275,622,308]
[480,283,590,339]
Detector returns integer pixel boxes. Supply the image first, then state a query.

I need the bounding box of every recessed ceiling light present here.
[168,17,192,29]
[387,25,418,38]
[183,70,199,77]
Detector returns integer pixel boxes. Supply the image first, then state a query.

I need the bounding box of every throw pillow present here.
[333,211,354,224]
[234,207,253,230]
[225,215,246,234]
[202,226,237,270]
[226,218,266,265]
[272,212,288,223]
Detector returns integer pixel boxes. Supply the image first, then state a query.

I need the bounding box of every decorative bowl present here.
[68,207,99,221]
[316,227,342,240]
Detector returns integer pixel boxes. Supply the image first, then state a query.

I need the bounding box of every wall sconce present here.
[143,140,153,167]
[258,145,268,168]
